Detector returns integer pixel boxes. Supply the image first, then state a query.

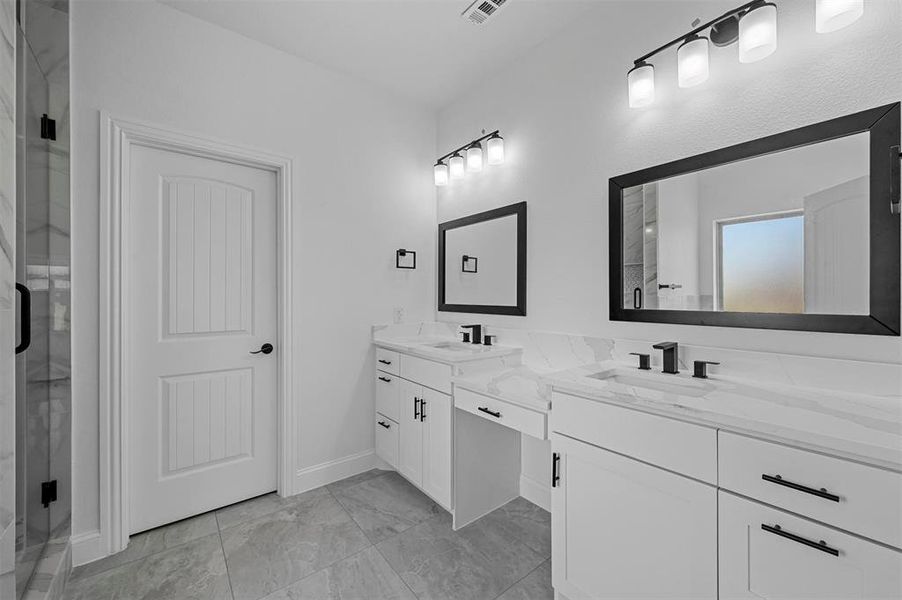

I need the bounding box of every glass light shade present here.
[466,143,483,172]
[677,36,710,88]
[487,135,504,165]
[628,63,655,108]
[449,153,465,179]
[739,3,777,63]
[816,0,863,33]
[434,162,449,186]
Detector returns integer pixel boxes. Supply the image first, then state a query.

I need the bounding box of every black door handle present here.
[761,524,839,556]
[16,283,30,354]
[250,343,274,355]
[633,287,642,309]
[420,399,427,421]
[477,406,501,418]
[552,452,561,488]
[414,397,420,420]
[761,474,840,502]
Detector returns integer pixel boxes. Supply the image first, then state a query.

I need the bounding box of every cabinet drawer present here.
[719,491,902,599]
[400,354,452,394]
[375,348,400,375]
[375,413,399,469]
[455,387,546,439]
[375,372,400,422]
[551,391,717,483]
[719,432,902,549]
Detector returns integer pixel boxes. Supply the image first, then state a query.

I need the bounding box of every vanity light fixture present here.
[738,1,777,63]
[434,129,503,185]
[816,0,863,33]
[677,35,710,87]
[628,62,655,108]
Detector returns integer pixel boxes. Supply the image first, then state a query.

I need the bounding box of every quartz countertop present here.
[546,361,902,472]
[453,366,552,412]
[373,336,522,365]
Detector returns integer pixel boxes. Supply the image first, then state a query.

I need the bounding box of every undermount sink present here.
[588,368,709,398]
[423,341,491,353]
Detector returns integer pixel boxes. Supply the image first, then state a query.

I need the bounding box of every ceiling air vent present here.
[461,0,507,25]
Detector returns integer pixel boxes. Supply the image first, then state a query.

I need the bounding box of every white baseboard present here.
[294,449,380,495]
[520,473,551,512]
[70,530,104,568]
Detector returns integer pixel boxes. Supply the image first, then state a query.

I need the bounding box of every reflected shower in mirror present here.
[622,133,869,315]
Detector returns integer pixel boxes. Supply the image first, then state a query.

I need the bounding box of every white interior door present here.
[129,144,278,534]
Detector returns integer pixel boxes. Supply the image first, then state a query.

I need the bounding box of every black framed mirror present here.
[438,202,527,316]
[609,103,900,336]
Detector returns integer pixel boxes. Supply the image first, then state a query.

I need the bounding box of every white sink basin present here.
[588,368,709,398]
[423,341,493,353]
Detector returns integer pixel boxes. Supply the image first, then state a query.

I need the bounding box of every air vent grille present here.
[462,0,508,25]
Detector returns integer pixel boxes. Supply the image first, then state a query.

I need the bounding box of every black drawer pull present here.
[478,406,501,418]
[761,524,839,556]
[378,421,391,429]
[762,474,840,502]
[378,359,392,365]
[378,376,391,383]
[552,452,561,488]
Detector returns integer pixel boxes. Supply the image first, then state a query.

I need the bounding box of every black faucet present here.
[652,341,679,374]
[460,324,483,345]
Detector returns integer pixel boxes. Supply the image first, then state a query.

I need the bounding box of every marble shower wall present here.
[1,0,17,596]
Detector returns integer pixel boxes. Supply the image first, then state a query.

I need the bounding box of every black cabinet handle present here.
[378,376,391,383]
[552,452,561,488]
[250,343,273,355]
[15,283,31,354]
[378,421,391,429]
[761,524,839,556]
[890,145,900,215]
[477,406,501,418]
[762,474,840,502]
[378,359,392,365]
[420,399,427,421]
[414,397,420,420]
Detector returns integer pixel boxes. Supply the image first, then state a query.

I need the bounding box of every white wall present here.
[436,0,901,363]
[71,0,436,545]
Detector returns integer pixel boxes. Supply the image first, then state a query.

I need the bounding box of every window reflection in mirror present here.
[622,132,870,315]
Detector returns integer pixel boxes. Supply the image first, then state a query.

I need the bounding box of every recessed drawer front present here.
[551,391,717,484]
[375,413,399,469]
[375,348,400,375]
[719,432,902,549]
[455,387,547,439]
[400,354,452,395]
[375,372,400,422]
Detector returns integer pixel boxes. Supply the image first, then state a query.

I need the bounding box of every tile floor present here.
[64,469,553,600]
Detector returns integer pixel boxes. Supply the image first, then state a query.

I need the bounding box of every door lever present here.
[16,283,31,354]
[250,343,274,355]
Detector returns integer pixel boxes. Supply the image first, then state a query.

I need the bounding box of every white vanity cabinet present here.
[375,348,453,510]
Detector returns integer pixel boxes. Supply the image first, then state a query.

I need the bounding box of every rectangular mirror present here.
[610,103,900,335]
[439,202,526,315]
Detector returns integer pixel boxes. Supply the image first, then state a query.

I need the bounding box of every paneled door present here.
[129,145,278,534]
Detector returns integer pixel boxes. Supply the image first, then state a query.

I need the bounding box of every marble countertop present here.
[453,366,552,412]
[546,362,902,472]
[373,336,522,365]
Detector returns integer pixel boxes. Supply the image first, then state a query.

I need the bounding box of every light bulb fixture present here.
[486,133,504,165]
[816,0,863,33]
[739,1,777,63]
[627,62,655,108]
[433,129,503,184]
[677,35,710,88]
[626,0,782,108]
[449,152,465,179]
[466,142,483,172]
[434,161,449,186]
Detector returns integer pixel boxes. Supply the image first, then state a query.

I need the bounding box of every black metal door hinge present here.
[40,114,56,141]
[41,480,57,508]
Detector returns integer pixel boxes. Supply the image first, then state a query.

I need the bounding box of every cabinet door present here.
[421,388,452,509]
[719,491,902,600]
[551,433,717,600]
[398,380,423,486]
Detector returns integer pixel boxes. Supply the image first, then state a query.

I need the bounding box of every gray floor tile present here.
[496,560,553,600]
[70,513,219,581]
[331,471,442,544]
[259,547,415,600]
[215,489,313,531]
[376,512,543,600]
[326,469,392,495]
[220,488,370,600]
[63,533,231,600]
[466,497,551,558]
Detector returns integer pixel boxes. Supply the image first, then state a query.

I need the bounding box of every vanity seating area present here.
[372,321,902,599]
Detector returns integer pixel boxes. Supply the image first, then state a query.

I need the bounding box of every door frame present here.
[98,112,295,555]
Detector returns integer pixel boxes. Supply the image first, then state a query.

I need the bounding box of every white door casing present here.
[128,146,277,533]
[100,114,294,553]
